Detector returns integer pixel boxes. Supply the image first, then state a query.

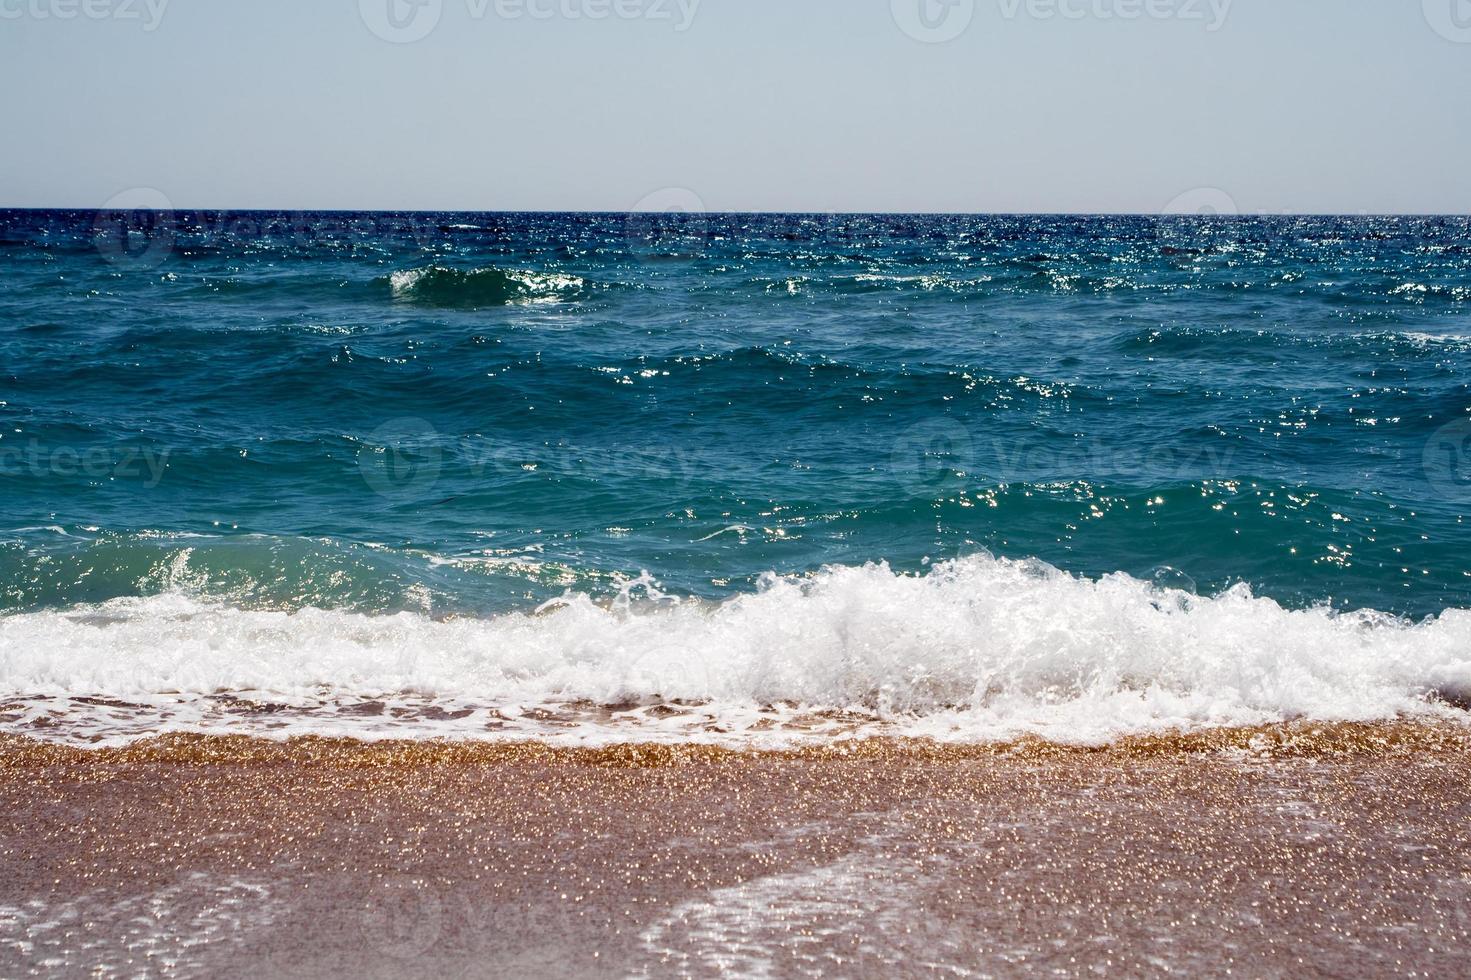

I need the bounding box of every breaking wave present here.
[2,555,1468,747]
[385,265,584,308]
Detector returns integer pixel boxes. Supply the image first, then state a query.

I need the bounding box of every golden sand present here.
[2,722,1469,978]
[4,718,1469,768]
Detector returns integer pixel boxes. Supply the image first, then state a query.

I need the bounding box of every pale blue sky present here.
[2,0,1468,213]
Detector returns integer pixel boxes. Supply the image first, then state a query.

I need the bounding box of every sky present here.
[2,0,1469,213]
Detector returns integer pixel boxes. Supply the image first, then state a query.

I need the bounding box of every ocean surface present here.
[1,209,1469,745]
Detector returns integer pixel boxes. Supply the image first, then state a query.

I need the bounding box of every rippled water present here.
[1,210,1468,743]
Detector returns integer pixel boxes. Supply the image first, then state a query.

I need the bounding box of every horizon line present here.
[4,206,1470,219]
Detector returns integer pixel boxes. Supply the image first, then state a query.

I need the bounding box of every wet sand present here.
[2,724,1470,978]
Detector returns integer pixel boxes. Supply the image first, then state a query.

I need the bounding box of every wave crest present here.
[2,555,1468,747]
[386,265,584,308]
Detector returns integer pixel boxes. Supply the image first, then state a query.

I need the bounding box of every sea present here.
[1,208,1469,746]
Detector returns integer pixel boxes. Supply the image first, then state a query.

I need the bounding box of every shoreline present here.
[3,721,1470,977]
[3,717,1470,766]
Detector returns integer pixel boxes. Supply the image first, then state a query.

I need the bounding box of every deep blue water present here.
[3,209,1470,619]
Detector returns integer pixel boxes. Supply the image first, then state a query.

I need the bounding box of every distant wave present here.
[385,265,585,308]
[2,555,1467,747]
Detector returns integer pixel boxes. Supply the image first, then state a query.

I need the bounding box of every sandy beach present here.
[2,724,1469,978]
[6,2,1471,977]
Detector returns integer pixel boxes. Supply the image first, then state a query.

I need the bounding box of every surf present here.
[2,554,1467,747]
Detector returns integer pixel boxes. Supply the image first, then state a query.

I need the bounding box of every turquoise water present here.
[2,210,1471,745]
[4,210,1468,618]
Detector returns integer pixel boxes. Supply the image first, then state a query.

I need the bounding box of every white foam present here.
[1,555,1468,747]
